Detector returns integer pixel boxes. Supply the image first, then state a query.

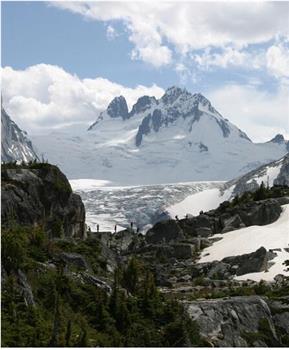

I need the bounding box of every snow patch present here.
[70,179,113,191]
[167,186,232,218]
[199,204,289,281]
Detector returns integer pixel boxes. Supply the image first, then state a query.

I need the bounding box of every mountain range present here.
[2,87,288,185]
[30,86,288,184]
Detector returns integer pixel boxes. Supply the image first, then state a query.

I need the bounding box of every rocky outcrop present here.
[1,164,86,239]
[185,296,281,347]
[107,96,129,120]
[223,247,272,276]
[146,219,185,244]
[177,198,283,237]
[192,247,274,279]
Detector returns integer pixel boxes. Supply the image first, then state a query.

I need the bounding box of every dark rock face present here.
[130,96,156,116]
[1,106,39,163]
[146,219,185,244]
[179,214,220,237]
[1,165,86,239]
[185,296,280,347]
[270,134,285,144]
[275,153,289,186]
[231,199,282,227]
[192,247,274,279]
[213,198,282,234]
[161,86,189,105]
[223,247,269,276]
[135,114,152,147]
[107,96,129,120]
[215,117,231,137]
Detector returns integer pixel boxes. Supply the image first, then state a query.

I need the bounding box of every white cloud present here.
[207,83,289,142]
[106,25,118,40]
[1,64,164,134]
[131,44,172,68]
[51,2,289,68]
[266,42,289,79]
[192,47,263,71]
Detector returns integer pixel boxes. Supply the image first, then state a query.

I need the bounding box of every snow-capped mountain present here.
[1,106,39,163]
[32,86,288,184]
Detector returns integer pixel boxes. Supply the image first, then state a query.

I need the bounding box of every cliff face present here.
[1,106,39,163]
[1,163,86,239]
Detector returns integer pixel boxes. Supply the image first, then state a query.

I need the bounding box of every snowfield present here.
[199,204,289,281]
[167,187,232,218]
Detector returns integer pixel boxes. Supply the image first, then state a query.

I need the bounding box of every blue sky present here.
[1,1,289,141]
[2,1,179,87]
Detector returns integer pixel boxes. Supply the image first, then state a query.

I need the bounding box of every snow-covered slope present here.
[167,154,289,218]
[222,153,289,199]
[199,204,289,282]
[1,106,39,163]
[32,87,288,185]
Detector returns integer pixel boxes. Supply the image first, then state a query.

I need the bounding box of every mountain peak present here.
[161,86,190,104]
[270,134,285,144]
[107,95,129,119]
[130,95,157,117]
[193,92,210,104]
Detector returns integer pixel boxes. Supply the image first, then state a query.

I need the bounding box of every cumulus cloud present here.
[266,42,289,79]
[1,64,164,134]
[50,1,289,69]
[207,83,289,142]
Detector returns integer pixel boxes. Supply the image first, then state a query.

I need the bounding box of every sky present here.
[1,1,289,141]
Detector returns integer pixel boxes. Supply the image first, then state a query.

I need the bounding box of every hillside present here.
[2,163,289,347]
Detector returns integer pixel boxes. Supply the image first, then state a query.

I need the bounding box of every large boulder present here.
[1,164,86,239]
[220,199,282,229]
[146,219,185,244]
[184,296,280,347]
[192,247,273,279]
[223,246,270,276]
